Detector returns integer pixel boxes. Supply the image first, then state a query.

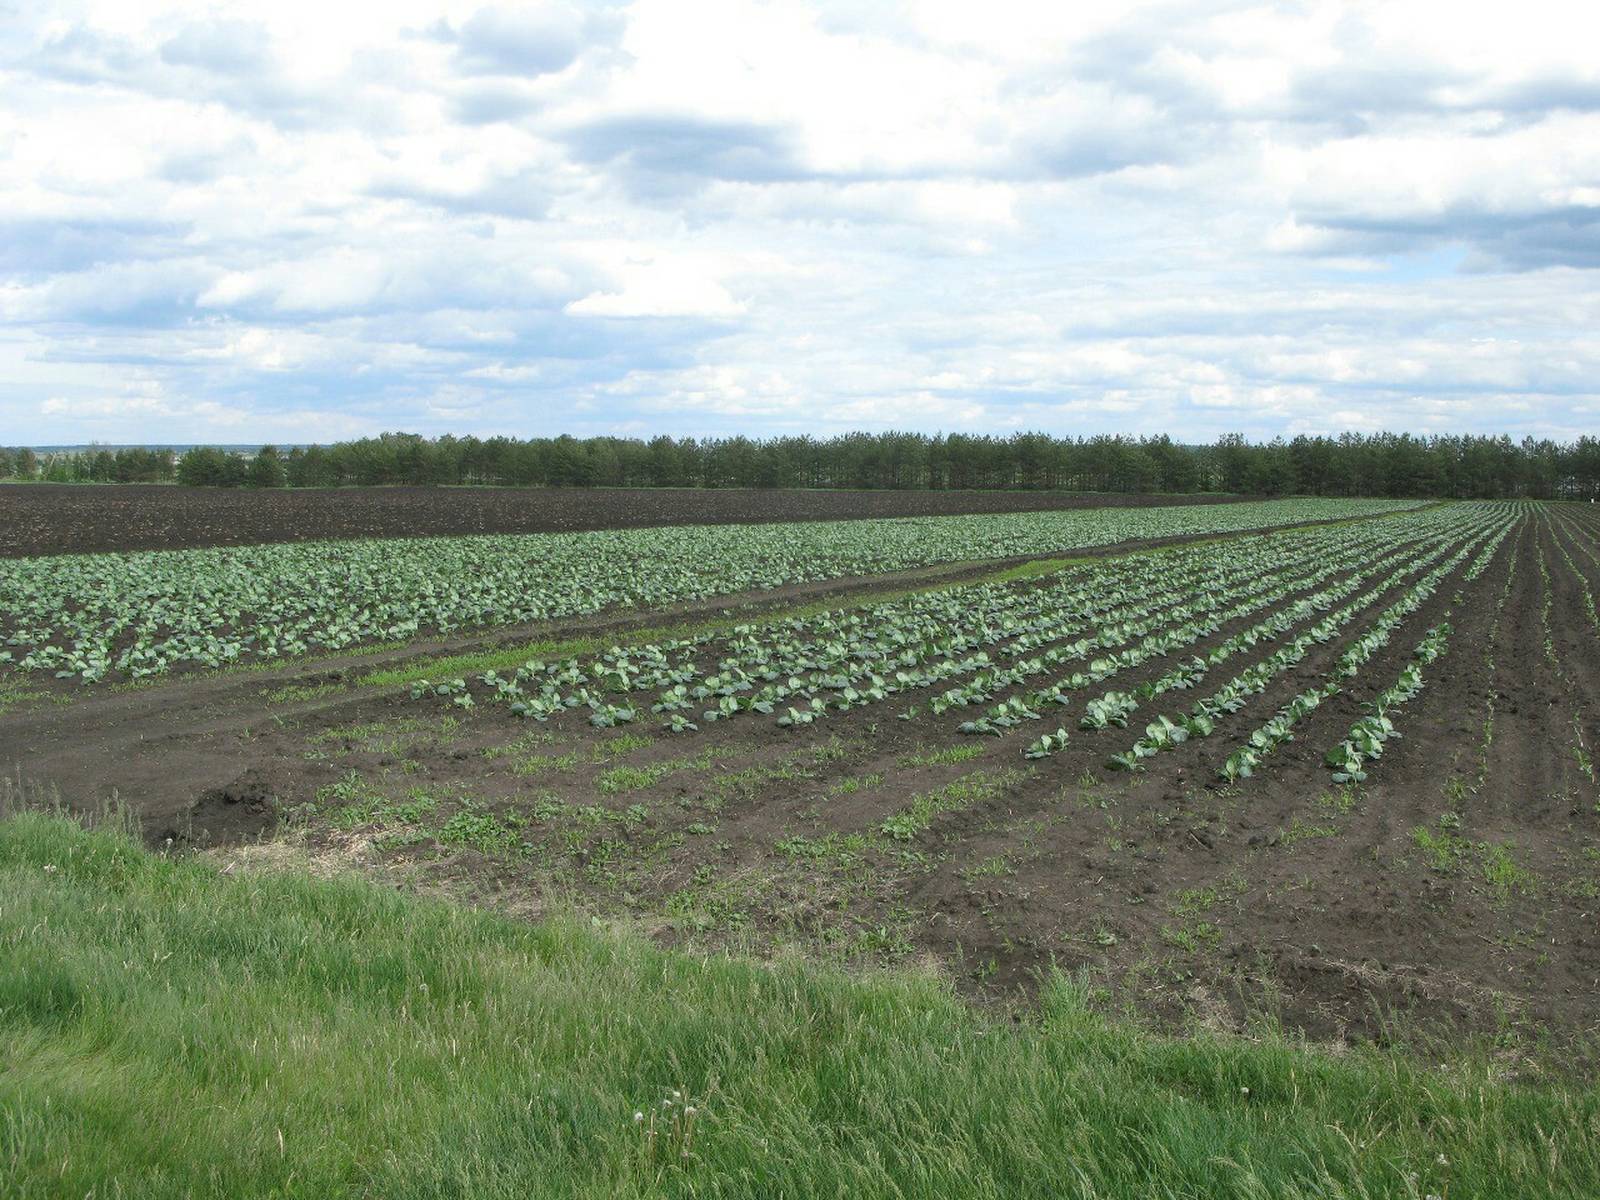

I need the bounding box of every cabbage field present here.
[0,496,1418,683]
[413,502,1514,788]
[6,493,1597,1072]
[323,496,1594,1052]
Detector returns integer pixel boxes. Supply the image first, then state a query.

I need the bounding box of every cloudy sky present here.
[2,1,1597,446]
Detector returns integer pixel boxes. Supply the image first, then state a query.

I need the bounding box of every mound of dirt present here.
[156,768,282,848]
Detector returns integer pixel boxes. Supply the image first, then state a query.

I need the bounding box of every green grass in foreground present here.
[2,814,1596,1199]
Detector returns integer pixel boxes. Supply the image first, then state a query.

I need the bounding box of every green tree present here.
[177,447,236,487]
[250,446,287,488]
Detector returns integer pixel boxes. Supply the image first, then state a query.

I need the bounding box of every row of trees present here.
[0,445,176,484]
[188,431,1600,499]
[6,431,1600,498]
[172,446,287,489]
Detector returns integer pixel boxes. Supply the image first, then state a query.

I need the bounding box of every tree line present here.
[0,445,175,484]
[3,431,1598,499]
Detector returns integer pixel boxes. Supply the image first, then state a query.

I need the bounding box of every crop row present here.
[0,497,1421,683]
[1202,517,1505,782]
[964,515,1479,750]
[1324,624,1451,783]
[1080,511,1500,773]
[424,505,1511,772]
[1053,524,1476,766]
[430,508,1458,724]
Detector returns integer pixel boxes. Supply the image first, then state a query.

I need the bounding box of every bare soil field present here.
[0,482,1251,557]
[4,501,1596,1065]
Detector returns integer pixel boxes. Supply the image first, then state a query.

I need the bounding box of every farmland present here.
[4,492,1600,1197]
[0,496,1415,682]
[0,480,1258,558]
[4,493,1597,1042]
[269,500,1596,1039]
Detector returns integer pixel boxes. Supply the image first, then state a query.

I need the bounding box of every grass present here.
[962,853,1016,880]
[878,768,1028,841]
[829,772,884,795]
[897,742,988,768]
[1480,840,1537,903]
[594,749,722,796]
[325,789,439,832]
[437,804,521,855]
[1314,784,1361,816]
[589,733,655,761]
[1278,815,1338,847]
[1159,920,1222,953]
[0,673,52,716]
[1168,873,1247,919]
[2,813,1597,1198]
[511,750,580,777]
[596,762,672,794]
[1411,824,1537,902]
[263,679,343,704]
[707,760,813,805]
[1413,824,1469,874]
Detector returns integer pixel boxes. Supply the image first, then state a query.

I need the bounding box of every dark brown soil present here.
[5,504,1597,1068]
[0,483,1250,558]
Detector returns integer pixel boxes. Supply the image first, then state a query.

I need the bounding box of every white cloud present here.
[0,1,1596,445]
[566,270,744,319]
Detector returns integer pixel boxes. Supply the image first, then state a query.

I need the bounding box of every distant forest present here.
[3,431,1599,499]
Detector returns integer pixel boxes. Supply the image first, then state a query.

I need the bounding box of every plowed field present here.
[0,482,1254,557]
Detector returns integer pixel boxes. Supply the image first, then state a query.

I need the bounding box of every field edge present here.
[2,809,1597,1200]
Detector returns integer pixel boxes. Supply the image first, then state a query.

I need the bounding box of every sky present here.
[2,0,1598,446]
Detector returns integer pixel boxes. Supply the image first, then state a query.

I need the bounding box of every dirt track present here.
[0,483,1252,557]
